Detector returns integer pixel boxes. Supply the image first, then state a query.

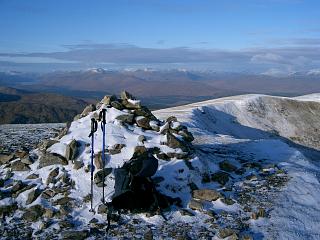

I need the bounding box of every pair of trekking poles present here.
[88,107,110,212]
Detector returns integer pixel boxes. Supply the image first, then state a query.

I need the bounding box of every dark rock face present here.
[166,132,189,152]
[136,116,151,130]
[39,153,68,168]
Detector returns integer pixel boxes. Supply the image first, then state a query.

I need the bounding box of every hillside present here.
[0,87,88,124]
[0,92,319,239]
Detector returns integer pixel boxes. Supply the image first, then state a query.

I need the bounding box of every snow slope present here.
[155,93,320,239]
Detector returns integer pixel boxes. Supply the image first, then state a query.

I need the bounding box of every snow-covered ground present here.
[1,93,320,239]
[155,93,320,239]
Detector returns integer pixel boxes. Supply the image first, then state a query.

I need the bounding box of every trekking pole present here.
[99,108,107,204]
[89,118,98,212]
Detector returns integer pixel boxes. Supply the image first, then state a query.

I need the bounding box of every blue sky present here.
[0,0,320,73]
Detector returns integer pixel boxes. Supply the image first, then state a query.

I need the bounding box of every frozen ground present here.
[1,93,320,239]
[0,123,65,153]
[155,93,320,239]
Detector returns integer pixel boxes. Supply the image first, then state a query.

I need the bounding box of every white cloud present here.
[251,53,283,63]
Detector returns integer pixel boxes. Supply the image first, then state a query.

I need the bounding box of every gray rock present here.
[108,144,125,155]
[46,167,59,185]
[166,132,189,152]
[0,203,18,217]
[156,152,170,161]
[218,228,236,239]
[59,219,75,229]
[138,135,146,142]
[65,139,78,161]
[111,101,124,110]
[22,205,45,222]
[53,197,74,206]
[136,116,151,129]
[73,160,84,170]
[101,95,117,105]
[21,156,34,165]
[166,152,189,159]
[94,168,112,187]
[26,173,39,180]
[26,188,42,205]
[121,90,135,100]
[188,199,203,211]
[116,114,134,124]
[39,153,68,168]
[178,130,194,142]
[94,152,103,169]
[133,106,157,121]
[38,139,58,152]
[144,229,153,240]
[80,104,96,117]
[0,154,14,164]
[192,189,221,201]
[41,189,56,199]
[61,230,89,240]
[166,116,177,123]
[179,208,195,216]
[10,160,30,171]
[219,160,237,172]
[97,204,108,214]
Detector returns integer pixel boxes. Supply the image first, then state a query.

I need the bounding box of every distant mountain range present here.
[0,87,87,124]
[0,69,320,123]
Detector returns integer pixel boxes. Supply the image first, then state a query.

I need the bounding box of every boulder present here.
[39,153,68,168]
[166,116,177,123]
[0,203,18,217]
[94,152,103,169]
[166,132,189,152]
[73,160,84,170]
[94,168,112,187]
[188,199,203,211]
[178,130,194,142]
[26,173,39,179]
[38,139,58,152]
[111,101,124,110]
[41,189,56,199]
[192,189,221,201]
[22,205,45,222]
[15,149,28,159]
[219,160,237,172]
[136,116,151,129]
[218,228,236,239]
[26,188,42,205]
[133,106,157,121]
[211,171,230,186]
[10,160,30,171]
[138,135,146,143]
[116,114,134,124]
[97,204,108,214]
[46,167,59,185]
[0,154,14,164]
[101,95,117,105]
[120,90,135,100]
[65,139,78,161]
[53,197,75,206]
[80,104,96,117]
[21,155,34,165]
[156,152,170,161]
